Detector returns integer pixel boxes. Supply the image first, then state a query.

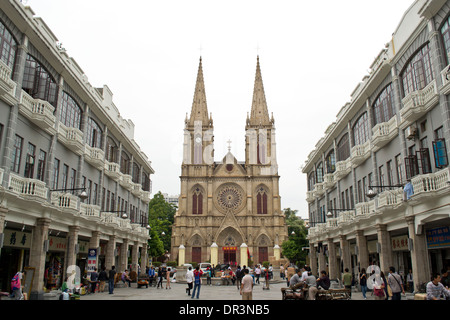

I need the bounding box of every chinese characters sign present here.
[391,235,409,251]
[426,226,450,249]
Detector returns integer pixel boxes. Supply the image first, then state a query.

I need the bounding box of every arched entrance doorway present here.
[216,227,244,266]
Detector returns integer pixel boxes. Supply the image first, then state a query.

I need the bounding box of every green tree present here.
[281,208,308,266]
[147,191,177,259]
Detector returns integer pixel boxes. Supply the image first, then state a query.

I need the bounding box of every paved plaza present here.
[79,279,413,301]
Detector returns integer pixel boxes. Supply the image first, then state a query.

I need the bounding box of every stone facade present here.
[171,57,288,267]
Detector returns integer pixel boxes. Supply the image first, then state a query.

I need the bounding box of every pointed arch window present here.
[192,188,203,214]
[256,187,268,214]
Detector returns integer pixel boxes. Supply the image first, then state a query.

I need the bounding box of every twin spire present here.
[187,56,272,127]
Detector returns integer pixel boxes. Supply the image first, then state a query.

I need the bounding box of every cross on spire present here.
[227,139,232,152]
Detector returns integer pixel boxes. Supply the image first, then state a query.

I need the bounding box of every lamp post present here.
[365,184,403,199]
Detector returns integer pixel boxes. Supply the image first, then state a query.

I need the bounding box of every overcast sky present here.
[25,0,414,218]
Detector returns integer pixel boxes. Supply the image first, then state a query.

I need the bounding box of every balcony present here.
[131,182,143,197]
[312,182,325,198]
[141,191,151,204]
[333,158,351,181]
[410,168,450,201]
[323,173,336,189]
[80,203,101,219]
[57,123,84,155]
[104,160,121,182]
[355,200,376,219]
[350,140,371,168]
[84,145,105,170]
[51,192,78,211]
[8,173,48,199]
[19,91,56,135]
[337,210,356,225]
[119,174,133,191]
[400,80,439,128]
[371,116,398,152]
[306,191,315,203]
[440,64,450,95]
[377,187,404,210]
[0,59,17,105]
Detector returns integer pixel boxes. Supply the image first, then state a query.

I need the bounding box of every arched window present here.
[326,150,336,174]
[85,117,103,148]
[121,151,130,174]
[59,92,82,129]
[105,137,118,163]
[401,43,434,97]
[132,162,140,183]
[337,133,350,162]
[23,55,58,107]
[316,162,324,183]
[353,112,369,146]
[308,172,315,191]
[192,187,203,214]
[0,21,17,70]
[142,171,151,192]
[373,83,396,125]
[256,186,268,214]
[440,15,450,64]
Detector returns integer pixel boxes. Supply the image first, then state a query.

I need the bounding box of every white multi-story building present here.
[302,0,450,291]
[0,1,154,299]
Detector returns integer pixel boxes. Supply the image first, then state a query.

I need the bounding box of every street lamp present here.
[365,184,403,199]
[51,187,88,201]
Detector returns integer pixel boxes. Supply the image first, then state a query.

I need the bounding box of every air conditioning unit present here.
[405,126,417,140]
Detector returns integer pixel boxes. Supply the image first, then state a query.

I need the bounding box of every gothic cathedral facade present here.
[171,57,288,266]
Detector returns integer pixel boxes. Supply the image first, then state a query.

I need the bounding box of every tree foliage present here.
[281,208,309,266]
[147,191,177,259]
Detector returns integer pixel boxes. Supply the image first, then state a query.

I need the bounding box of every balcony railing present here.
[84,145,105,170]
[57,123,84,155]
[104,160,121,182]
[400,80,438,128]
[377,187,404,209]
[8,173,48,199]
[120,174,133,191]
[141,191,151,204]
[0,59,17,104]
[350,140,371,168]
[312,182,325,198]
[131,183,143,197]
[334,158,352,181]
[80,203,101,218]
[371,116,398,152]
[355,200,375,218]
[410,167,450,199]
[19,91,56,135]
[51,191,78,210]
[306,191,315,203]
[323,173,336,188]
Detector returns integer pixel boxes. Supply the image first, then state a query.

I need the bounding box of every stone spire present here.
[248,56,271,127]
[189,56,211,127]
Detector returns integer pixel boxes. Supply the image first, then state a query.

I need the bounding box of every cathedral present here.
[171,57,288,267]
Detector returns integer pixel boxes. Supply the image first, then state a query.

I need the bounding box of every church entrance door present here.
[223,246,237,265]
[259,247,268,263]
[192,247,201,263]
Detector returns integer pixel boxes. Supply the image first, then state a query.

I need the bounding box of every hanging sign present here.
[426,226,450,249]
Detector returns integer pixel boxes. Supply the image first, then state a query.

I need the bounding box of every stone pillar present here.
[89,231,101,271]
[309,242,318,277]
[340,235,351,273]
[131,241,139,273]
[240,243,248,267]
[178,245,186,266]
[141,242,148,270]
[406,216,430,292]
[318,245,326,276]
[105,235,116,271]
[327,239,338,280]
[29,218,51,300]
[356,230,369,271]
[66,226,80,274]
[273,244,280,260]
[376,224,392,274]
[119,240,129,272]
[210,243,218,267]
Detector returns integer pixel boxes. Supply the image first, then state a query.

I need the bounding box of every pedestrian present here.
[148,266,155,287]
[89,267,99,293]
[380,271,389,300]
[255,265,261,284]
[407,269,414,293]
[342,268,352,298]
[305,271,318,300]
[157,267,164,289]
[97,266,107,292]
[108,266,116,294]
[360,268,368,299]
[300,266,308,281]
[440,269,449,289]
[427,273,450,300]
[388,266,404,300]
[240,268,253,300]
[235,266,242,290]
[166,267,171,289]
[268,264,273,280]
[206,267,212,285]
[10,270,23,300]
[372,273,386,300]
[186,266,194,296]
[122,269,131,287]
[191,265,203,299]
[317,270,330,290]
[280,265,285,280]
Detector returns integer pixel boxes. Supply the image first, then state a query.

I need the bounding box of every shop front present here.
[426,225,450,274]
[391,234,412,279]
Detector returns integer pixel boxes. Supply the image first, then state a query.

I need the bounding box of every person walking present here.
[235,266,242,290]
[407,269,414,293]
[186,266,194,296]
[255,265,261,284]
[90,267,99,293]
[191,265,203,299]
[108,266,116,294]
[240,268,253,300]
[121,270,131,287]
[157,267,164,289]
[388,266,404,300]
[98,266,108,292]
[10,270,23,300]
[342,268,352,298]
[206,267,212,286]
[360,268,368,299]
[166,267,172,289]
[148,266,155,287]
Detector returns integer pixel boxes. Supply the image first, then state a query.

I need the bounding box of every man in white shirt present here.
[301,267,308,281]
[185,267,194,296]
[240,268,253,300]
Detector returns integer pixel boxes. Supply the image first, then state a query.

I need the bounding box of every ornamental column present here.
[309,242,318,277]
[29,218,51,300]
[376,224,392,273]
[356,230,369,271]
[340,235,351,273]
[327,239,338,280]
[406,216,430,292]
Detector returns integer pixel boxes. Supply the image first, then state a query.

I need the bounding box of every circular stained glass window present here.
[215,184,245,213]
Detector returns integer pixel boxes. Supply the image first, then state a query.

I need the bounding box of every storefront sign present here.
[392,235,409,251]
[87,248,97,276]
[426,226,450,249]
[223,246,237,251]
[48,236,89,253]
[4,229,31,248]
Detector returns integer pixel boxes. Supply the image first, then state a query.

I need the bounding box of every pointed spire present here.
[189,56,210,127]
[249,56,271,127]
